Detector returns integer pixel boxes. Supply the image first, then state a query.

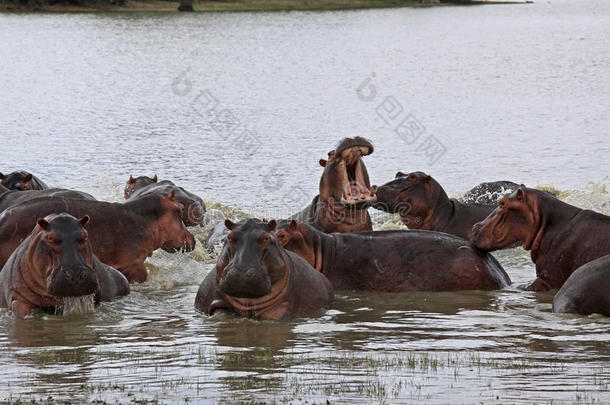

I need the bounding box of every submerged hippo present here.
[0,191,195,283]
[553,255,610,317]
[275,220,510,292]
[473,186,610,291]
[375,171,496,241]
[195,219,334,320]
[459,181,520,205]
[290,137,377,233]
[124,175,206,227]
[0,185,95,213]
[0,213,129,318]
[0,171,48,191]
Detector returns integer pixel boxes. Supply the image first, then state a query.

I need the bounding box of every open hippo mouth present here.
[337,144,376,208]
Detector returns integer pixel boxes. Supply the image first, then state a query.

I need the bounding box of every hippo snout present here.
[218,265,272,299]
[48,265,98,297]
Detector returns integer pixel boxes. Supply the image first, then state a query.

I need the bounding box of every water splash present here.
[55,294,96,316]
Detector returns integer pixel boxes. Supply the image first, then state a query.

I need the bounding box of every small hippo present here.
[0,213,129,318]
[290,137,377,233]
[275,220,511,292]
[125,175,206,227]
[0,171,48,191]
[553,255,610,317]
[195,219,334,320]
[0,191,196,283]
[473,186,610,291]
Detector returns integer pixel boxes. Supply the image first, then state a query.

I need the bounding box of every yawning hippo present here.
[0,213,129,318]
[0,185,95,213]
[473,186,610,291]
[275,220,510,292]
[0,171,48,191]
[290,137,377,233]
[0,191,196,283]
[195,219,334,320]
[375,171,497,241]
[124,175,206,227]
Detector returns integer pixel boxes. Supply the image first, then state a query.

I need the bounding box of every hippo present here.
[275,220,511,292]
[553,255,610,317]
[0,171,48,191]
[290,137,377,233]
[375,171,497,241]
[0,186,95,213]
[0,213,129,318]
[473,186,610,291]
[0,191,195,283]
[195,219,334,320]
[124,175,206,227]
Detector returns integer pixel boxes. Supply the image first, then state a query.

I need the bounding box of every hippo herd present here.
[1,137,609,320]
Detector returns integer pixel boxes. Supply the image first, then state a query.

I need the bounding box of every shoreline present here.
[0,0,526,13]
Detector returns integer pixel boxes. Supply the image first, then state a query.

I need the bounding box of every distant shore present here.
[0,0,525,13]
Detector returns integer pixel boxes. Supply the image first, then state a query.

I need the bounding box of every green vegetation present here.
[0,0,518,13]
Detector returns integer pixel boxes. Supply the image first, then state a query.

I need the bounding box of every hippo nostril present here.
[246,268,256,278]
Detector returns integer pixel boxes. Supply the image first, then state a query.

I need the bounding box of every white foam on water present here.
[55,294,96,316]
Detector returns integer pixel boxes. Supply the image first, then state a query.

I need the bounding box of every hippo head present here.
[31,213,99,298]
[124,174,157,199]
[275,220,318,269]
[473,186,543,251]
[155,190,196,253]
[319,137,376,209]
[216,219,287,299]
[0,171,37,191]
[375,171,448,228]
[179,193,206,227]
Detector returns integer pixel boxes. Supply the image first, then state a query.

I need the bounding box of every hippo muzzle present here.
[47,264,99,297]
[218,264,272,299]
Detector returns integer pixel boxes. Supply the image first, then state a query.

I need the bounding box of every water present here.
[1,0,609,403]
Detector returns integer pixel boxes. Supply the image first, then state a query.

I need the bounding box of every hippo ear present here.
[516,188,526,201]
[24,173,33,182]
[319,159,327,167]
[37,218,49,230]
[266,220,277,232]
[423,175,431,183]
[289,220,298,230]
[167,190,176,201]
[395,171,406,178]
[225,219,235,230]
[79,215,90,227]
[128,175,135,184]
[152,175,158,183]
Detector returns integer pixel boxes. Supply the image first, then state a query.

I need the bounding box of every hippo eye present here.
[46,234,60,245]
[261,234,270,244]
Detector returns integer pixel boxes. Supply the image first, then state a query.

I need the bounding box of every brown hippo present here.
[0,171,48,191]
[124,175,206,227]
[0,191,195,283]
[195,219,334,320]
[0,186,95,213]
[0,213,129,318]
[553,255,610,317]
[290,137,377,233]
[275,220,511,292]
[473,186,610,291]
[375,171,496,241]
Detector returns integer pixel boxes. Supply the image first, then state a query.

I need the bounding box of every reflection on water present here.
[1,0,610,403]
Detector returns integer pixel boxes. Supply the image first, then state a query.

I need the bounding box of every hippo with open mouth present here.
[290,136,377,233]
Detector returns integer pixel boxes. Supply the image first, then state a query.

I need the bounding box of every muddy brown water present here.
[1,0,610,403]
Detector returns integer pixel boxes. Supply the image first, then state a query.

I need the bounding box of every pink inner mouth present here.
[339,147,376,205]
